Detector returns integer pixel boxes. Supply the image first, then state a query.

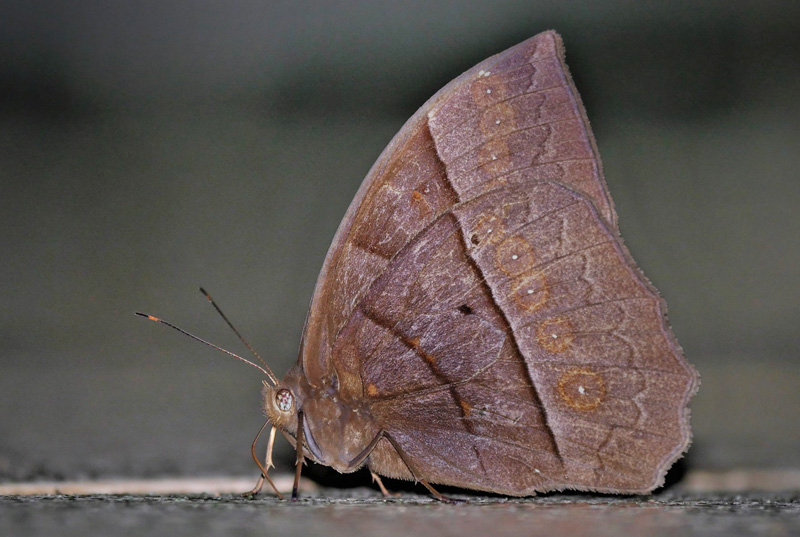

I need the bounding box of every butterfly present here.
[143,30,698,501]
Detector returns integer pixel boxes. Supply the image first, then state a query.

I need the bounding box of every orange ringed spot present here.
[366,383,379,397]
[536,316,574,353]
[513,272,549,312]
[470,215,503,247]
[557,368,605,411]
[495,235,535,276]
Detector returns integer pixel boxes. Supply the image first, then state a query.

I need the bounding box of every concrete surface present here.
[2,487,799,537]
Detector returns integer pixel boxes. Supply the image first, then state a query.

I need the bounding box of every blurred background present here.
[1,1,798,485]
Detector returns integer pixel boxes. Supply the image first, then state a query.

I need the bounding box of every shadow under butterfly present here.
[140,30,698,501]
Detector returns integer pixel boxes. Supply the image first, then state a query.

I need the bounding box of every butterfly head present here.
[261,366,377,471]
[262,367,305,434]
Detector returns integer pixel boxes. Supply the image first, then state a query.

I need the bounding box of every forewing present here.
[300,31,612,385]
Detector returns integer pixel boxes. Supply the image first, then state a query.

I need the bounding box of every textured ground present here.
[3,486,799,537]
[3,471,800,537]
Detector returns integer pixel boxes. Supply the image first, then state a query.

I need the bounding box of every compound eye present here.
[275,388,294,413]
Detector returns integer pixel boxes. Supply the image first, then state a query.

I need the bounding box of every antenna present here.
[135,312,274,380]
[198,287,278,385]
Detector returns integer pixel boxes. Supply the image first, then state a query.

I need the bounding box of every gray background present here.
[1,1,798,485]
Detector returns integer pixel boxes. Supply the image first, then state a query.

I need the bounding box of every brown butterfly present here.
[144,30,698,500]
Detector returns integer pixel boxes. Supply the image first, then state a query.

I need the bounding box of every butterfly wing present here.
[301,31,610,384]
[299,30,697,494]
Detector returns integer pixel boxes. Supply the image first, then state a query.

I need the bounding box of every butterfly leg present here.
[292,412,306,501]
[246,475,265,497]
[246,420,283,499]
[343,431,399,497]
[419,481,461,503]
[383,433,463,503]
[369,470,400,498]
